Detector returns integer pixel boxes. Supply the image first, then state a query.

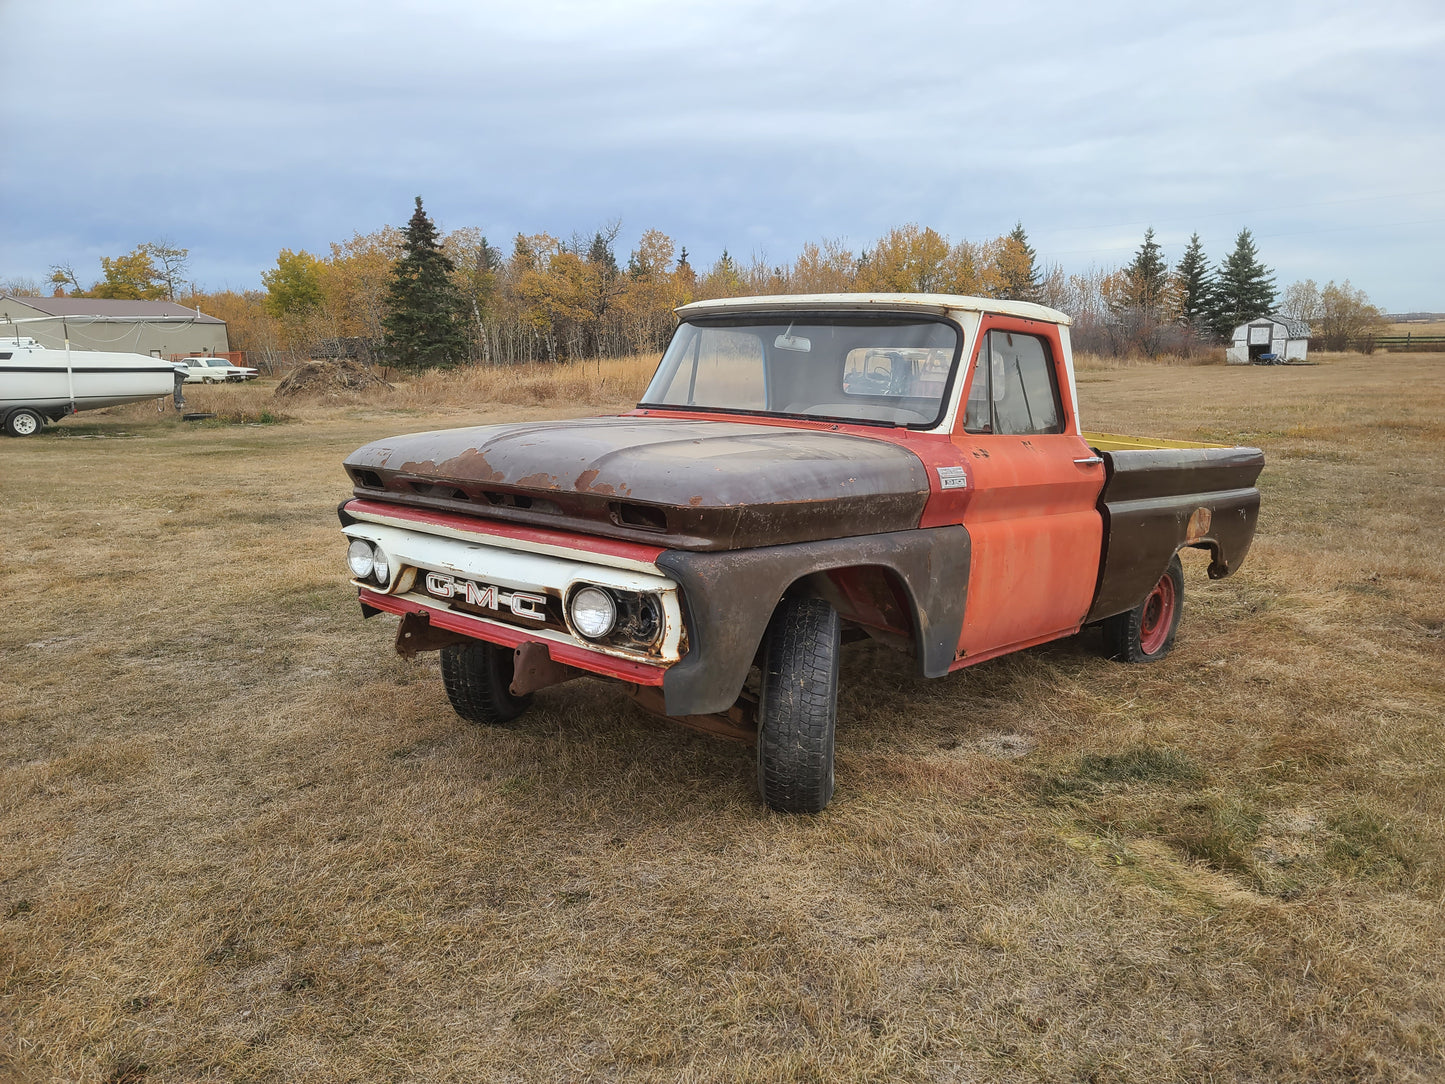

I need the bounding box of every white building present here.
[1226,315,1310,364]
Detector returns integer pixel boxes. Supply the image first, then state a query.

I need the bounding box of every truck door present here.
[950,318,1106,662]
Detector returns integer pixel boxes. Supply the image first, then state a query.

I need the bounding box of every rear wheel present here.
[1102,555,1184,662]
[440,641,532,725]
[756,596,841,814]
[4,408,44,437]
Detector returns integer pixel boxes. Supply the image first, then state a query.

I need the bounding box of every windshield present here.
[640,314,960,427]
[206,359,229,367]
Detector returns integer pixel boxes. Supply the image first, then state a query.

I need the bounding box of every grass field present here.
[2,353,1443,1083]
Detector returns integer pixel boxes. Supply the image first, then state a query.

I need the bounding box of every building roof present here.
[1270,314,1311,338]
[1240,313,1310,338]
[676,292,1072,326]
[0,294,225,324]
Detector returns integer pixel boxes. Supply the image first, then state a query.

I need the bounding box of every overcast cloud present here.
[2,0,1442,308]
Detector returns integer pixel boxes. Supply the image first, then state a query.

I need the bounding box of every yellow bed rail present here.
[1081,431,1229,452]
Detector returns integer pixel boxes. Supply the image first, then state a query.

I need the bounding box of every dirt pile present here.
[274,359,392,398]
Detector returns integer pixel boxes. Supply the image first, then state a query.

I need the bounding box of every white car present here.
[180,357,258,384]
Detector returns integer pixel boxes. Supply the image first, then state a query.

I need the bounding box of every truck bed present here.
[1082,432,1264,623]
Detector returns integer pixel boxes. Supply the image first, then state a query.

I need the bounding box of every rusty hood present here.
[343,416,930,550]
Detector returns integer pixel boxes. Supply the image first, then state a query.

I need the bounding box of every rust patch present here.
[510,641,583,696]
[404,447,508,485]
[1186,506,1213,542]
[393,612,468,657]
[575,468,616,496]
[626,684,757,744]
[515,472,560,490]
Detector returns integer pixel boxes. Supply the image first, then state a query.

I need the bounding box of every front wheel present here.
[756,596,841,814]
[440,641,532,725]
[1101,555,1184,662]
[4,408,44,437]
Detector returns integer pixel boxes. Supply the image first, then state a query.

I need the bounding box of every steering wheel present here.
[845,369,893,395]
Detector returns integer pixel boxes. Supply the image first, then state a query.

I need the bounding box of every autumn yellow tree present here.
[618,229,686,354]
[183,288,283,372]
[445,227,501,360]
[321,227,402,344]
[789,239,857,293]
[1316,280,1384,351]
[696,250,745,300]
[511,234,590,361]
[90,246,167,300]
[262,249,324,317]
[260,248,329,354]
[857,225,951,292]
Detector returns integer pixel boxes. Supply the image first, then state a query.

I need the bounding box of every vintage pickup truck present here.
[338,294,1263,812]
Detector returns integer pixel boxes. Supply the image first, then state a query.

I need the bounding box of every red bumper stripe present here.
[359,588,667,687]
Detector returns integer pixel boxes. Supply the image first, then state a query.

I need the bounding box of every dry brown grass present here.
[3,353,1443,1082]
[1073,351,1223,372]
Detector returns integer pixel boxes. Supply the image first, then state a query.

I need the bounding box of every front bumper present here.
[341,500,685,686]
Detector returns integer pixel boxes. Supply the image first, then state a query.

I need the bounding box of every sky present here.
[2,0,1443,310]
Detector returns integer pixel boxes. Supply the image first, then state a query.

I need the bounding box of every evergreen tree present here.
[1209,228,1275,339]
[1121,227,1169,316]
[382,196,468,369]
[675,246,696,292]
[1174,232,1214,332]
[587,230,619,276]
[996,222,1040,302]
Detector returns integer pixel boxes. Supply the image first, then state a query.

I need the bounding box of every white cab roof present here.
[676,292,1071,326]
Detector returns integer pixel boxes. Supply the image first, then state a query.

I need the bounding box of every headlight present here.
[347,539,375,579]
[570,586,617,639]
[371,545,391,587]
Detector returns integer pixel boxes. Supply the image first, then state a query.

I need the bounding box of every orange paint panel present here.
[957,506,1103,653]
[949,316,1106,659]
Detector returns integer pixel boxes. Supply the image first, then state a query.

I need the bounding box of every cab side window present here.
[961,330,1063,435]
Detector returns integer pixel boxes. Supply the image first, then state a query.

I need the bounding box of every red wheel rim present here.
[1138,573,1176,655]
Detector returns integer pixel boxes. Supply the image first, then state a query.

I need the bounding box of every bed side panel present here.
[1086,446,1264,623]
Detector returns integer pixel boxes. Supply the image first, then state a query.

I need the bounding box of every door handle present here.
[1073,456,1104,466]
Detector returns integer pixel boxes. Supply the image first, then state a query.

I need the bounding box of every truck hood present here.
[343,416,930,550]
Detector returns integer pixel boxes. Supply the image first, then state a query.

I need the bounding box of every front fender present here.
[656,526,970,716]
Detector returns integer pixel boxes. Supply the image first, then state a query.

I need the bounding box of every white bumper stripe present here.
[342,521,685,664]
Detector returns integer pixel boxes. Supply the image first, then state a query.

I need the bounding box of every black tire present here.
[1102,554,1184,663]
[4,408,44,437]
[440,641,532,725]
[756,595,841,814]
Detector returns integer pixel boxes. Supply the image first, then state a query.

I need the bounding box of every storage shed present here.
[0,295,229,357]
[1226,315,1310,364]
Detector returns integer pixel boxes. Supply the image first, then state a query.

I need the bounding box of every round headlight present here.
[570,586,617,639]
[347,539,375,579]
[371,546,392,587]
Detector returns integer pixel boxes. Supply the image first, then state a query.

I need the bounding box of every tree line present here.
[12,201,1385,369]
